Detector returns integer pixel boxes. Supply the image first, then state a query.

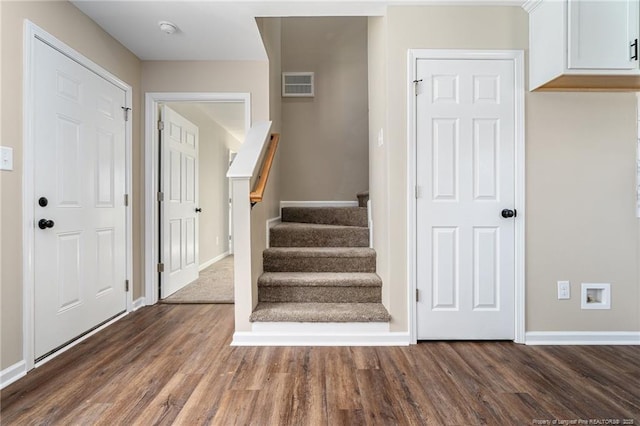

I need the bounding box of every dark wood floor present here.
[1,304,638,425]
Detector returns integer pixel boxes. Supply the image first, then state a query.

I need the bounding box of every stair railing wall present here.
[227,121,273,332]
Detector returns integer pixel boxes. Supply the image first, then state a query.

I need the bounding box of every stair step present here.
[258,272,382,303]
[282,206,368,228]
[270,223,369,248]
[250,302,391,323]
[357,191,369,208]
[263,248,376,273]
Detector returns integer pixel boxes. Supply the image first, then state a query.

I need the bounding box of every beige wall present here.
[526,92,639,331]
[373,6,640,333]
[367,16,391,311]
[280,17,369,201]
[0,0,142,370]
[196,118,232,265]
[141,61,269,124]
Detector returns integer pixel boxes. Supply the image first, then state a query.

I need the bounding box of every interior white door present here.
[160,106,199,298]
[33,39,127,359]
[416,58,516,340]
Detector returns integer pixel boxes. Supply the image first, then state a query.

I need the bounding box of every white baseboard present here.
[199,251,230,271]
[132,297,146,311]
[280,201,359,209]
[266,216,281,248]
[526,331,640,345]
[232,323,410,346]
[1,360,27,390]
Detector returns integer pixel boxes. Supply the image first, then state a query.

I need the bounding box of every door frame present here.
[23,21,134,370]
[406,49,526,344]
[144,92,251,305]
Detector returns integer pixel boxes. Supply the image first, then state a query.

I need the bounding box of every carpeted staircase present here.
[250,204,391,323]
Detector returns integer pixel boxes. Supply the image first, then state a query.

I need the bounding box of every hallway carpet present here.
[162,255,234,304]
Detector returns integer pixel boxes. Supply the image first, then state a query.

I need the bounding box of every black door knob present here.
[195,208,202,213]
[38,219,55,229]
[38,197,48,207]
[501,209,516,218]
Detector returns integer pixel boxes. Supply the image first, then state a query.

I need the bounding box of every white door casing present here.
[160,106,199,298]
[28,30,131,361]
[409,50,525,342]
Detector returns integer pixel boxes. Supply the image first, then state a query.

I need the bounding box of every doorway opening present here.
[144,93,250,306]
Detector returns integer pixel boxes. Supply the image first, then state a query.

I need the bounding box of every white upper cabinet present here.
[528,0,640,91]
[568,0,638,70]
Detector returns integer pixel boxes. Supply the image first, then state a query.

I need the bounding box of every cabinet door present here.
[568,0,639,70]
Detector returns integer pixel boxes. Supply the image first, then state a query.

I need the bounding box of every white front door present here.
[160,106,199,298]
[33,39,127,359]
[416,58,517,340]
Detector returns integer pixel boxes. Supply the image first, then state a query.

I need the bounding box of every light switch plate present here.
[0,146,13,171]
[557,281,570,300]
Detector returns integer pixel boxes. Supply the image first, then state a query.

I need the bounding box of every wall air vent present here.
[282,72,314,97]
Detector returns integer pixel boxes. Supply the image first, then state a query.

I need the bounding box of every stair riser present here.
[270,228,369,248]
[263,256,376,273]
[282,207,368,228]
[259,286,381,303]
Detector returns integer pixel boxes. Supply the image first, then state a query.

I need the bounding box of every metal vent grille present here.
[282,72,314,97]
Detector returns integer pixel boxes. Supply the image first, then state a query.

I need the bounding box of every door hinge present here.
[122,106,131,122]
[124,194,129,206]
[157,263,165,273]
[158,120,165,131]
[412,79,423,96]
[415,185,420,199]
[157,191,164,202]
[125,279,130,292]
[416,289,419,302]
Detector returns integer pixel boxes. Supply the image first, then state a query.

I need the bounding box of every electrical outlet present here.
[216,236,219,245]
[557,281,570,300]
[0,146,13,171]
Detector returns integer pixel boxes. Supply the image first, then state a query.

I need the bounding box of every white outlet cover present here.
[557,281,570,300]
[0,146,13,171]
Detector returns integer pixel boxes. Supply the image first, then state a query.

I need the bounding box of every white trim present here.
[407,49,526,344]
[526,331,640,345]
[0,361,27,390]
[266,216,281,248]
[252,321,390,333]
[367,199,373,248]
[132,297,146,311]
[226,121,272,178]
[23,21,134,371]
[199,251,230,271]
[232,327,410,346]
[280,200,359,208]
[35,312,128,368]
[522,0,543,13]
[144,92,251,306]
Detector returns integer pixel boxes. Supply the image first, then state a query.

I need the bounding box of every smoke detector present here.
[158,21,178,35]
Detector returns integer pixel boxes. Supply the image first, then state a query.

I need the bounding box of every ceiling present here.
[71,0,523,61]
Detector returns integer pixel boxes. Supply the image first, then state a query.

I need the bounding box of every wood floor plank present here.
[2,304,639,425]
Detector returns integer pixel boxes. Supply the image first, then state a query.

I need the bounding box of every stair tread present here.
[264,247,375,258]
[250,302,391,323]
[281,206,368,228]
[258,272,382,287]
[273,222,368,231]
